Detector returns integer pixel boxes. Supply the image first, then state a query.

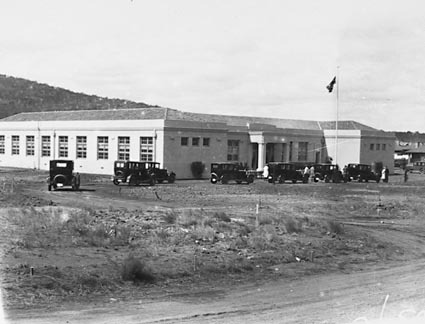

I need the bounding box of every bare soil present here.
[1,168,425,323]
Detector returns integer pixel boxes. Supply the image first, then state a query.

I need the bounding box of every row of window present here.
[0,135,154,161]
[370,143,387,151]
[180,136,240,161]
[181,137,210,147]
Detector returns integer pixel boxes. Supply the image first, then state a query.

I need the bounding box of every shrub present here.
[214,211,231,222]
[284,217,303,234]
[191,161,205,179]
[327,220,344,234]
[121,256,155,283]
[162,211,177,224]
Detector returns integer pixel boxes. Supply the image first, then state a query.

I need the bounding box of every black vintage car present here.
[47,160,80,191]
[344,163,380,182]
[210,162,255,184]
[266,162,306,184]
[142,162,176,183]
[112,160,155,186]
[312,163,343,183]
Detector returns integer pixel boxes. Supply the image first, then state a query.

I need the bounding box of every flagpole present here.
[335,66,340,166]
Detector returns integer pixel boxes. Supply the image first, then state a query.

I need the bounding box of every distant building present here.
[0,108,395,178]
[394,131,425,164]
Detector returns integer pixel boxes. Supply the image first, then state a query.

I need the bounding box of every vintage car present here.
[210,162,255,184]
[266,162,306,184]
[142,162,176,183]
[344,163,380,182]
[406,161,425,174]
[47,160,80,191]
[312,163,343,183]
[112,160,156,186]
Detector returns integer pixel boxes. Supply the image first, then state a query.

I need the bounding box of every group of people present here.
[303,165,316,183]
[263,163,392,183]
[381,166,390,183]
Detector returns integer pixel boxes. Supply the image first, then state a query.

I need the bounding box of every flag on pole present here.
[326,76,336,93]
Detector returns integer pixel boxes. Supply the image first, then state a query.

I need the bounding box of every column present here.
[257,142,266,171]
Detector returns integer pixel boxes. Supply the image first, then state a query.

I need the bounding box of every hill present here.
[0,74,157,119]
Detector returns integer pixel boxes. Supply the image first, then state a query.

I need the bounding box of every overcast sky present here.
[1,0,425,131]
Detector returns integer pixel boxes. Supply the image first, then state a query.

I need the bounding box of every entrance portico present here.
[249,128,327,171]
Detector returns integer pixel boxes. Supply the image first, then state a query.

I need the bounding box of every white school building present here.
[0,107,395,178]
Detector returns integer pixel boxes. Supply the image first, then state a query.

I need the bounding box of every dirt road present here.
[6,261,425,324]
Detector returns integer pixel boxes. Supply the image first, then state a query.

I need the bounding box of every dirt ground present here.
[1,168,425,323]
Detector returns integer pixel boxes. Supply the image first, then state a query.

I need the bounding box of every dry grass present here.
[8,207,132,248]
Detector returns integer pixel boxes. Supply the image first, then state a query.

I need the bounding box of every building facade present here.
[0,108,395,178]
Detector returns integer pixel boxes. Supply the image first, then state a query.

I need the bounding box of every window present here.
[118,136,130,160]
[192,137,200,146]
[12,136,20,155]
[41,136,51,157]
[26,136,35,156]
[181,137,188,146]
[0,135,5,154]
[76,136,87,159]
[140,136,153,161]
[376,143,380,151]
[97,136,109,159]
[382,143,386,151]
[58,136,68,158]
[370,143,374,151]
[227,140,239,161]
[203,138,210,147]
[298,142,308,161]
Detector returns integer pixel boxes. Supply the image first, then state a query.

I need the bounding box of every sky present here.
[1,0,425,132]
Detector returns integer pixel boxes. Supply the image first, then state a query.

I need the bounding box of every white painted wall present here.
[0,120,164,175]
[324,129,395,172]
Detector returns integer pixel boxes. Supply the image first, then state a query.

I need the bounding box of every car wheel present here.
[278,175,285,184]
[113,179,119,186]
[221,175,229,184]
[247,175,254,184]
[236,180,242,184]
[168,174,176,183]
[210,176,218,184]
[268,177,274,184]
[292,179,297,184]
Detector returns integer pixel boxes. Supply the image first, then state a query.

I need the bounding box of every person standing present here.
[309,165,315,183]
[384,166,389,183]
[381,167,386,183]
[263,164,269,179]
[303,165,310,183]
